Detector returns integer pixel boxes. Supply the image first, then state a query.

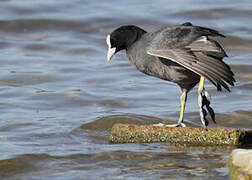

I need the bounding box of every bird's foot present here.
[153,122,186,127]
[198,90,216,128]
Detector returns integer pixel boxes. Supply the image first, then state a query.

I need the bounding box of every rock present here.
[109,123,252,145]
[229,149,252,180]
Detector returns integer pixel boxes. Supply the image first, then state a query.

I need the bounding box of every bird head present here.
[106,33,123,62]
[106,25,147,61]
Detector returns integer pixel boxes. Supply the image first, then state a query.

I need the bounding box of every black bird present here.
[106,22,235,128]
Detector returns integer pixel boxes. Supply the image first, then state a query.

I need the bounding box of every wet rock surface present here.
[229,149,252,180]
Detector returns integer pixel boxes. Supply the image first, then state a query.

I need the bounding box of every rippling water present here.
[0,0,251,179]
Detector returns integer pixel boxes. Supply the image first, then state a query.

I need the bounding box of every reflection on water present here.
[0,149,231,179]
[0,0,251,179]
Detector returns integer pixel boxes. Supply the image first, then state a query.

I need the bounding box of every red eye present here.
[110,37,117,47]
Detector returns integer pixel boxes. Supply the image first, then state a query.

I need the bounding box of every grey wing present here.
[150,24,225,49]
[147,25,235,91]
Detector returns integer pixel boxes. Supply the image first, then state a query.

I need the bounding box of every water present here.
[0,0,251,179]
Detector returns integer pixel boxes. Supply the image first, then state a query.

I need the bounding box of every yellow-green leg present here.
[177,90,187,125]
[153,90,187,127]
[198,76,205,94]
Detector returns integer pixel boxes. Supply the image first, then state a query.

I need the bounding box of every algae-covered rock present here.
[229,149,252,180]
[110,123,252,145]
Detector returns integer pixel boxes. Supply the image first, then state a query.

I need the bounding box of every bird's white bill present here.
[106,34,116,62]
[107,47,116,62]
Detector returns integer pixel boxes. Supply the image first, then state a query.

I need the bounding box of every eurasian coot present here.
[106,22,235,128]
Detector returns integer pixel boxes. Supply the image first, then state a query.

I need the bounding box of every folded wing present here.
[147,23,235,91]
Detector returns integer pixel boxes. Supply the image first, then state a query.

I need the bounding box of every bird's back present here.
[126,32,200,91]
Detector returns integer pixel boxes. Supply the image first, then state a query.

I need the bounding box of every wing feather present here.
[147,24,235,91]
[147,48,234,91]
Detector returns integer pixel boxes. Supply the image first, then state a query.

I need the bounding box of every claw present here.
[153,123,166,127]
[198,92,203,108]
[202,90,216,124]
[153,123,186,127]
[199,104,208,128]
[202,108,209,127]
[198,90,212,128]
[166,123,186,127]
[176,123,186,127]
[204,91,211,104]
[206,105,216,123]
[197,77,214,129]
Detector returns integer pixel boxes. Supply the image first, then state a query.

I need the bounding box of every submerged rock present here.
[229,149,252,180]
